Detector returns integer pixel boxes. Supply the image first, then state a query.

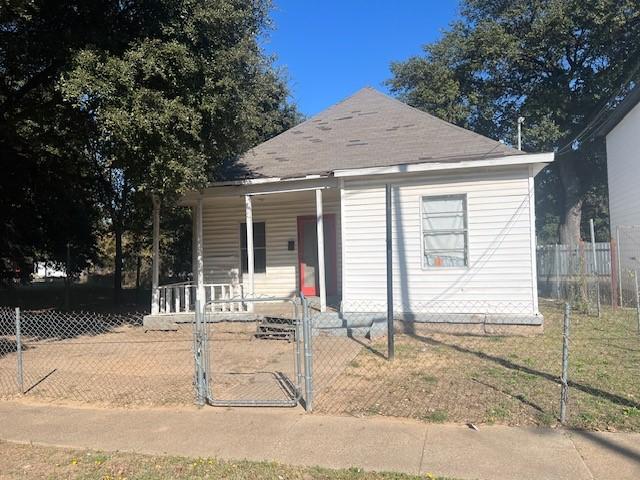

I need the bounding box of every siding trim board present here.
[527,165,539,313]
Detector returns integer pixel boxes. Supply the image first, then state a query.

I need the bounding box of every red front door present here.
[297,215,337,297]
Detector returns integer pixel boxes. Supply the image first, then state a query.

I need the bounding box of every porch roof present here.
[227,87,530,181]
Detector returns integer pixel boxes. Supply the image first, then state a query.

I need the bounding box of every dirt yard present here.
[206,322,302,404]
[0,324,196,406]
[2,301,639,432]
[0,320,320,407]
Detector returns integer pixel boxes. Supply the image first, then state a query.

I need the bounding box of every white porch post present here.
[196,198,205,315]
[188,205,197,312]
[245,195,255,311]
[192,206,197,281]
[316,189,327,312]
[151,195,160,314]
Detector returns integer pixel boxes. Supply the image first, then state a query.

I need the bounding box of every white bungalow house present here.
[145,87,553,329]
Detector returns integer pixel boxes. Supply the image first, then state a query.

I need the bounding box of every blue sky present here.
[263,1,460,116]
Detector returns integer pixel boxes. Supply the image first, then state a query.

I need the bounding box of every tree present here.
[387,0,640,244]
[1,1,299,302]
[60,0,299,303]
[0,1,151,287]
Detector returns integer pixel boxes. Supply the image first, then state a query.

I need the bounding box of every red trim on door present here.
[297,215,337,297]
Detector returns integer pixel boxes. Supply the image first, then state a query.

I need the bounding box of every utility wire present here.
[556,56,640,156]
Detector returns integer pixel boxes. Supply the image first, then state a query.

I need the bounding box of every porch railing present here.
[155,281,245,314]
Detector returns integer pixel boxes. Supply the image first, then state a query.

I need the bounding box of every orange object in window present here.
[434,256,443,267]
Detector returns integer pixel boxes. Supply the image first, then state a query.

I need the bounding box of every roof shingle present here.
[234,87,521,179]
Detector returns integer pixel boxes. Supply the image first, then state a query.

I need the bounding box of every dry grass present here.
[313,301,640,432]
[0,441,456,480]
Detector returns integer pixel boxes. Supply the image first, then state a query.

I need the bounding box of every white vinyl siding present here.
[607,100,640,230]
[201,190,341,298]
[606,100,640,293]
[341,166,537,314]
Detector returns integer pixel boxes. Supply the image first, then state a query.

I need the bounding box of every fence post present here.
[15,307,24,394]
[560,303,570,424]
[302,298,314,412]
[611,237,619,310]
[589,220,601,318]
[555,243,561,299]
[635,271,640,335]
[193,307,206,406]
[617,226,623,307]
[385,183,395,361]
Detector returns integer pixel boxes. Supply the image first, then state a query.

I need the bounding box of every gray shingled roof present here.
[234,87,521,179]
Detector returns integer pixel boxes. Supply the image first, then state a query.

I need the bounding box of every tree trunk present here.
[63,276,71,310]
[135,254,141,305]
[114,226,123,305]
[64,243,71,310]
[557,157,583,245]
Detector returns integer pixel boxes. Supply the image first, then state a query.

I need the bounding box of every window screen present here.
[422,195,468,268]
[240,222,266,274]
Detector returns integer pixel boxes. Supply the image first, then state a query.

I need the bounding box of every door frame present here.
[297,214,337,297]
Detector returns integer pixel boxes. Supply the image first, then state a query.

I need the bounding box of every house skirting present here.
[143,310,543,336]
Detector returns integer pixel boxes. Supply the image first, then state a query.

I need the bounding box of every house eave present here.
[179,176,337,205]
[178,152,554,206]
[332,152,554,178]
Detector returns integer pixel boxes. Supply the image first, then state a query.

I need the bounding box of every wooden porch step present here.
[255,317,296,342]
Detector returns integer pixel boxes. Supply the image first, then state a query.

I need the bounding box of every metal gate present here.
[194,294,313,409]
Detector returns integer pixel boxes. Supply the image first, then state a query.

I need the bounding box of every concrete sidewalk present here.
[0,401,639,480]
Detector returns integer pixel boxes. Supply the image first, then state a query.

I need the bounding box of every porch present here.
[146,179,343,324]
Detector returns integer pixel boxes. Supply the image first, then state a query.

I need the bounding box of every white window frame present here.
[420,194,469,270]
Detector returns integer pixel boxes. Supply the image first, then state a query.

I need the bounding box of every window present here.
[240,222,266,274]
[422,195,468,268]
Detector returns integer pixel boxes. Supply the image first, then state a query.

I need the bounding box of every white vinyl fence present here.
[537,242,613,304]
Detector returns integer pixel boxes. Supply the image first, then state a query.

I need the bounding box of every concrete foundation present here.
[144,310,544,337]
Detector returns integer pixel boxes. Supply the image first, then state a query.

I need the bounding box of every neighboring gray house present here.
[145,88,553,329]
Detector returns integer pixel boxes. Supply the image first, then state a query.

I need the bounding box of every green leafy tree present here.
[387,0,640,244]
[0,1,154,288]
[2,1,299,303]
[60,0,299,303]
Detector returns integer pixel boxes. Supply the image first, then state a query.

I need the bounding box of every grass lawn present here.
[315,300,640,432]
[0,441,455,480]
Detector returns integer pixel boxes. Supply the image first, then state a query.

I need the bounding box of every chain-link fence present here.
[564,302,640,431]
[309,300,563,425]
[536,227,640,316]
[616,225,640,308]
[1,299,638,432]
[0,307,196,406]
[203,296,307,407]
[537,242,613,307]
[307,299,640,431]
